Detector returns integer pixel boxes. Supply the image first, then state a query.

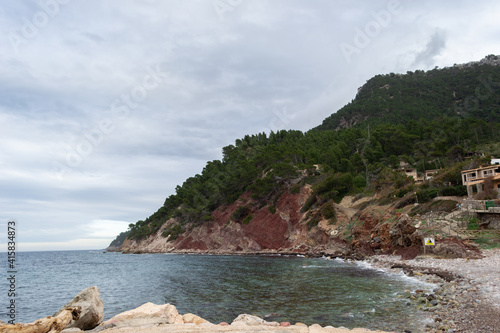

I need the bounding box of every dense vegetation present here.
[112,56,500,246]
[316,55,500,130]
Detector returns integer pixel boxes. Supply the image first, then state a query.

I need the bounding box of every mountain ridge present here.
[314,54,500,131]
[109,55,500,258]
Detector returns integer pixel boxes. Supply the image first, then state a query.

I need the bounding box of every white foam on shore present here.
[354,259,437,290]
[319,255,436,290]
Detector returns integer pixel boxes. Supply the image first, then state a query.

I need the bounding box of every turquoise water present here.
[1,251,430,331]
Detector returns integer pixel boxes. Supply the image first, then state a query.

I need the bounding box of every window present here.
[471,173,476,178]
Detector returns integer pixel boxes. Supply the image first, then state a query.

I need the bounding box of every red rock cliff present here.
[120,186,351,257]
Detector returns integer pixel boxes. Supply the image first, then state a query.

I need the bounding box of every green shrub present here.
[416,188,439,203]
[231,206,250,222]
[467,218,479,230]
[306,216,320,230]
[394,188,409,198]
[321,203,336,219]
[302,195,317,212]
[290,183,301,194]
[473,232,500,249]
[242,214,253,225]
[440,185,467,196]
[162,224,184,240]
[109,231,130,247]
[269,205,276,214]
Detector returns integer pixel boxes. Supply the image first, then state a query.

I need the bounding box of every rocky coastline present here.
[365,249,500,333]
[3,250,500,333]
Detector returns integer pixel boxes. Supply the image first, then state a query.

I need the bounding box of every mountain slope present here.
[316,54,500,131]
[109,55,500,256]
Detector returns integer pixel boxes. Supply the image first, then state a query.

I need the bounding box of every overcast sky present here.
[1,0,499,251]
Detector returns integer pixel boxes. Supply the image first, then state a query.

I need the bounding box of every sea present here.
[1,250,434,332]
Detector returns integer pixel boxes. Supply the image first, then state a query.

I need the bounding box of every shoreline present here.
[5,250,498,332]
[365,249,500,332]
[107,247,372,259]
[105,248,500,332]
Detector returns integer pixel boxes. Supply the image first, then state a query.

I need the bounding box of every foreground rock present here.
[54,286,104,330]
[93,303,391,333]
[0,307,80,333]
[95,322,390,332]
[0,290,391,333]
[94,302,184,330]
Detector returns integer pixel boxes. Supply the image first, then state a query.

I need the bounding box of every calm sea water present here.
[1,251,432,332]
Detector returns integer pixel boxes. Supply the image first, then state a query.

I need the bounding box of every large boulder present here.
[54,286,104,330]
[98,302,184,329]
[431,238,483,259]
[0,307,81,333]
[390,219,418,247]
[182,313,210,325]
[231,314,265,326]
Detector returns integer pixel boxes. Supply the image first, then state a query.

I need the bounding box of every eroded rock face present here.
[390,220,418,247]
[121,191,310,254]
[430,238,483,259]
[54,286,104,331]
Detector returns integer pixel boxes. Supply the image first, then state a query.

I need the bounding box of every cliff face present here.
[117,189,484,260]
[119,186,351,256]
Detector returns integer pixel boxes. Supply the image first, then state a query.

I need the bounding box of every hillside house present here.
[397,162,422,182]
[396,162,439,182]
[461,165,500,197]
[425,169,439,180]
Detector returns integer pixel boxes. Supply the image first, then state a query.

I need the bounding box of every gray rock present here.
[232,314,265,326]
[99,302,183,329]
[54,286,104,330]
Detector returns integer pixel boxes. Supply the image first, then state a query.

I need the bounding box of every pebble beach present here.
[366,248,500,332]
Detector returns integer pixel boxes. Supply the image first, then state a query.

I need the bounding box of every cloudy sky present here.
[1,0,499,251]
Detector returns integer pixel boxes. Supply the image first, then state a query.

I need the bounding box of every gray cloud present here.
[412,29,447,67]
[0,0,499,250]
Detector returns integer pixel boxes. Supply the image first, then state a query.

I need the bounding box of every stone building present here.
[461,165,500,197]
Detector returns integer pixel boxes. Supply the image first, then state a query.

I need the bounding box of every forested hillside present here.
[316,54,500,130]
[110,55,500,248]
